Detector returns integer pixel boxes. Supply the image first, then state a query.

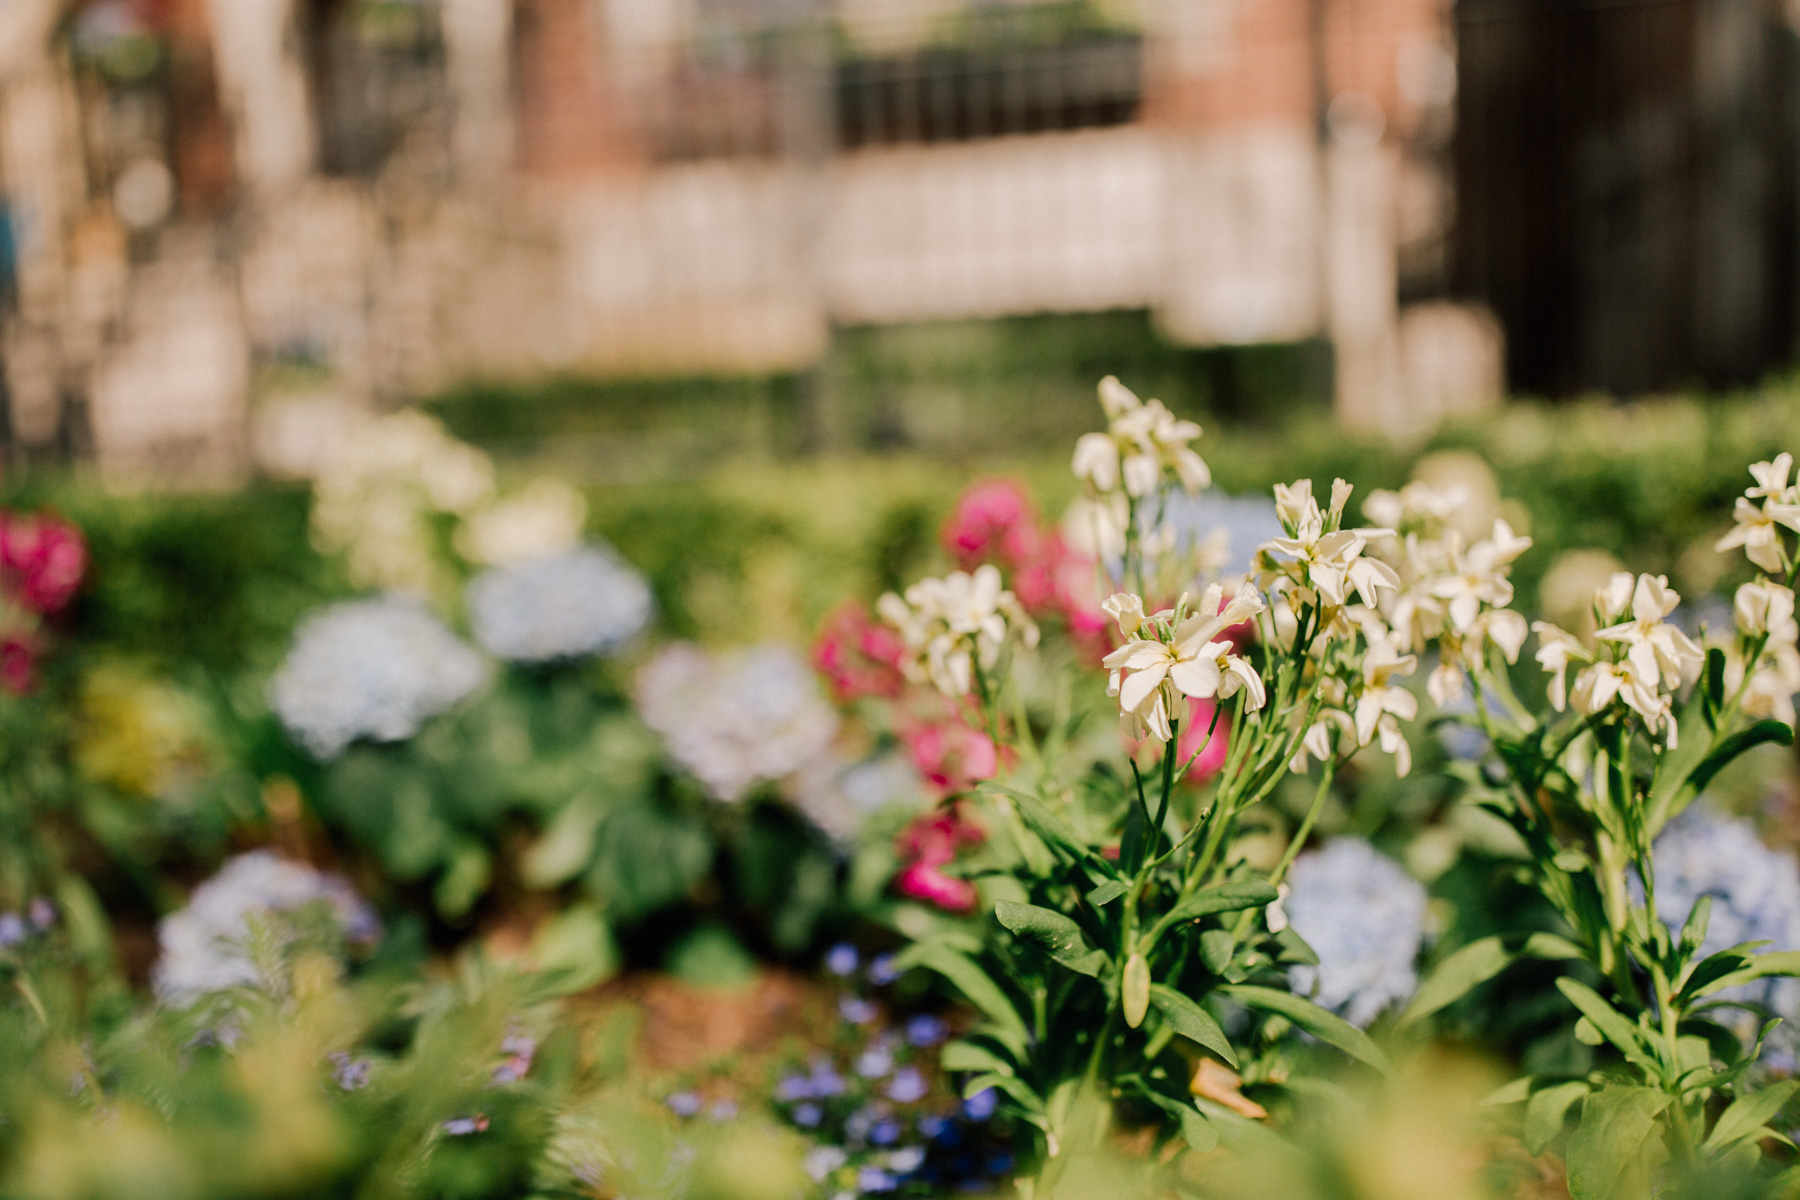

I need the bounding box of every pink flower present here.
[893,805,986,913]
[1177,697,1232,783]
[0,513,86,615]
[813,602,907,702]
[941,480,1044,571]
[0,635,36,695]
[896,860,978,913]
[902,720,998,796]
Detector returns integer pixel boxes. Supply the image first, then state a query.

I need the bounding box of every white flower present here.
[1362,481,1468,538]
[1259,479,1399,615]
[635,644,840,803]
[1426,520,1532,632]
[466,544,653,662]
[1101,584,1266,741]
[1717,455,1800,572]
[1736,580,1797,638]
[1532,621,1592,712]
[455,479,588,569]
[310,411,497,594]
[1072,376,1210,499]
[269,596,491,759]
[1593,574,1703,690]
[152,851,379,1007]
[1286,839,1428,1028]
[878,564,1038,699]
[1570,658,1675,745]
[1354,641,1420,777]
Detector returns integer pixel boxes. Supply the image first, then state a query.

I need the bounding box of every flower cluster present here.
[635,643,840,802]
[755,948,1012,1194]
[1717,452,1800,573]
[0,897,57,948]
[1072,376,1210,500]
[892,805,987,912]
[0,510,87,693]
[1359,481,1532,706]
[813,602,909,703]
[453,477,588,569]
[310,411,496,595]
[1644,808,1800,1065]
[269,596,490,759]
[877,564,1039,701]
[466,543,653,663]
[1284,838,1429,1029]
[1532,572,1702,746]
[152,851,379,1007]
[1100,582,1266,742]
[940,480,1107,648]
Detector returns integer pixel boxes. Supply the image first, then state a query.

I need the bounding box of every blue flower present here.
[839,995,879,1025]
[962,1088,998,1121]
[870,1118,902,1145]
[1645,807,1800,1063]
[855,1038,895,1079]
[886,1067,928,1103]
[465,544,652,663]
[808,1058,847,1097]
[27,898,54,931]
[328,1051,371,1091]
[917,1113,952,1141]
[269,596,489,760]
[775,1072,814,1102]
[442,1114,488,1136]
[0,912,23,947]
[792,1101,823,1128]
[1285,838,1428,1028]
[826,943,860,976]
[666,1091,702,1117]
[151,851,380,1007]
[904,1014,947,1047]
[868,954,902,986]
[857,1166,898,1192]
[887,1144,926,1174]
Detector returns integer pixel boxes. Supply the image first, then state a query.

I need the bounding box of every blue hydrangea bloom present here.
[1286,838,1429,1028]
[152,851,380,1006]
[1646,807,1800,1063]
[465,544,652,663]
[269,595,489,759]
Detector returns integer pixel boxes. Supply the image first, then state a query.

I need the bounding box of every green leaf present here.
[962,1072,1045,1117]
[1482,1076,1535,1107]
[1523,1081,1590,1155]
[1565,1086,1670,1200]
[1687,719,1794,799]
[994,901,1108,977]
[1135,1088,1219,1154]
[522,794,606,887]
[1688,950,1800,1001]
[940,1039,1016,1077]
[1274,927,1318,965]
[1400,936,1513,1026]
[1199,929,1235,973]
[1701,1080,1800,1156]
[1148,984,1238,1067]
[1000,791,1119,878]
[1087,879,1129,907]
[529,903,619,994]
[1678,895,1713,961]
[892,943,1029,1043]
[1555,980,1660,1075]
[1523,932,1586,960]
[1166,882,1280,924]
[1219,985,1392,1074]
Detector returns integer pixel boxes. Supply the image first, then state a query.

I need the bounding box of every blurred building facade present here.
[0,0,1500,481]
